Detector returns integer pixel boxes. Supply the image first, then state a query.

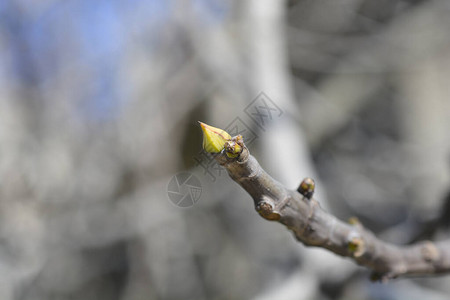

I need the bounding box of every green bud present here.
[225,135,243,158]
[297,177,315,200]
[199,122,232,153]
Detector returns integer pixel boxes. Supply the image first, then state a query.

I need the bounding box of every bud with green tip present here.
[199,122,232,153]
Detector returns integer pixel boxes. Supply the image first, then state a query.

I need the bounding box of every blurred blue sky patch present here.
[0,0,227,121]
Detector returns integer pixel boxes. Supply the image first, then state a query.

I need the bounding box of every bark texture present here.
[215,141,450,280]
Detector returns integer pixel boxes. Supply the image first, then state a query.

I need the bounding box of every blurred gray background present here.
[1,0,450,299]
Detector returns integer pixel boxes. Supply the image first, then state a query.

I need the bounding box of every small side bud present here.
[347,234,365,257]
[225,136,243,158]
[297,177,315,200]
[256,201,281,221]
[348,217,361,226]
[421,241,439,262]
[235,135,244,147]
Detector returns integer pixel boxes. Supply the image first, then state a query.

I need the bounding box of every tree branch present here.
[213,137,450,281]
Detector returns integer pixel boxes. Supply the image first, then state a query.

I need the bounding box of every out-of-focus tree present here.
[0,0,449,299]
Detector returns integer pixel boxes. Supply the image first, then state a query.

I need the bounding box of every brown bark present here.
[214,141,450,280]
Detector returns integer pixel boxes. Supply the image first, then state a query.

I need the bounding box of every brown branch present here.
[214,138,450,281]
